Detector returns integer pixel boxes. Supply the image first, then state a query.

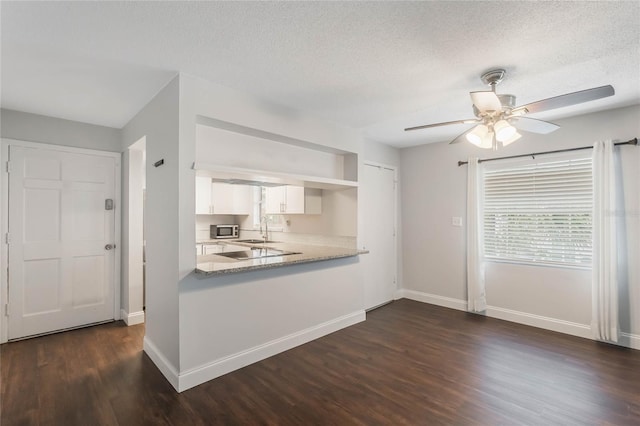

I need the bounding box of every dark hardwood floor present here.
[2,299,640,425]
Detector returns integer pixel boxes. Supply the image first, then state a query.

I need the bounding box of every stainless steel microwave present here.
[210,224,239,239]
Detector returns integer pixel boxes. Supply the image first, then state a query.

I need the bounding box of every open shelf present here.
[193,163,358,191]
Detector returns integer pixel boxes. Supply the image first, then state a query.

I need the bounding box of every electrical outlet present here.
[452,216,462,227]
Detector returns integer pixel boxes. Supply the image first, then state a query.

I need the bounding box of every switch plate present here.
[452,216,462,227]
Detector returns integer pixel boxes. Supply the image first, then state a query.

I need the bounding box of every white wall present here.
[362,139,400,167]
[189,74,362,154]
[178,257,363,391]
[176,73,368,389]
[0,109,121,152]
[400,104,640,343]
[196,124,347,180]
[282,188,358,237]
[122,76,181,376]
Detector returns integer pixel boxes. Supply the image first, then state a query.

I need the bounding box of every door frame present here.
[0,138,122,343]
[360,160,399,303]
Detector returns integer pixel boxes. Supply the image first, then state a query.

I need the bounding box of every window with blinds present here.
[483,155,593,267]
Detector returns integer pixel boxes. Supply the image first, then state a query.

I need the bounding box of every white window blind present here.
[483,155,593,267]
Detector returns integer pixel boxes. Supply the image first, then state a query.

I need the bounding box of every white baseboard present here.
[177,310,366,392]
[396,289,640,349]
[485,305,592,340]
[620,332,640,350]
[143,336,179,391]
[120,309,145,326]
[398,289,467,311]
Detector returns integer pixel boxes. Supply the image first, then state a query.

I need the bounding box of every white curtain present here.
[592,140,618,342]
[467,157,486,312]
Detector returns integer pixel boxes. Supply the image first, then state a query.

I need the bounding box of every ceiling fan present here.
[405,69,614,150]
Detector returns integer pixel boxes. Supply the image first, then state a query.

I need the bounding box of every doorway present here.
[2,140,121,340]
[123,137,146,325]
[361,162,397,310]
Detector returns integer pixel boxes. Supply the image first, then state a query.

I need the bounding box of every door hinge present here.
[5,233,10,244]
[5,161,11,173]
[4,303,8,317]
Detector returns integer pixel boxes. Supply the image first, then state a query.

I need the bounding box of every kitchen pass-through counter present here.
[195,240,364,276]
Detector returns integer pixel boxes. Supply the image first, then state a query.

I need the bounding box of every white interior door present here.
[8,145,116,339]
[361,163,396,310]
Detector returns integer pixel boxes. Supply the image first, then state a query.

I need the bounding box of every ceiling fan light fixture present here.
[500,131,522,147]
[466,124,488,146]
[480,131,494,149]
[494,119,517,142]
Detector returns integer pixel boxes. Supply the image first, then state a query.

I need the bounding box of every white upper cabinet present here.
[195,177,252,215]
[231,185,253,215]
[265,185,321,215]
[211,183,235,214]
[196,176,213,214]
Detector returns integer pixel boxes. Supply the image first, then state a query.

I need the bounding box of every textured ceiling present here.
[2,1,639,147]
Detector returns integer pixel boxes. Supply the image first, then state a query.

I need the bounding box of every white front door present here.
[361,163,396,310]
[7,145,117,339]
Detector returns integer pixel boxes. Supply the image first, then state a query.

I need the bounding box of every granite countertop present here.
[195,240,365,276]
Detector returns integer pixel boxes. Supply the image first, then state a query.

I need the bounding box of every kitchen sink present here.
[216,247,300,260]
[236,239,280,244]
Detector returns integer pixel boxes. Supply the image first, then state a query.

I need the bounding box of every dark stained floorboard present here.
[2,299,640,425]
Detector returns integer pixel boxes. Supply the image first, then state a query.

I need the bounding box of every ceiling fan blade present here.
[449,126,477,144]
[517,85,614,114]
[404,119,479,132]
[511,117,560,134]
[470,91,502,113]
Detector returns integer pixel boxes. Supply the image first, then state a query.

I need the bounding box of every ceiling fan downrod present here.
[481,68,506,92]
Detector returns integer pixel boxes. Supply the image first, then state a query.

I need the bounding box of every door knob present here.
[105,244,115,250]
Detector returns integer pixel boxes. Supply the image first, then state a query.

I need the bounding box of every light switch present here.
[452,216,462,227]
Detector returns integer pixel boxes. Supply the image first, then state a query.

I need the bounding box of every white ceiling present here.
[2,1,639,148]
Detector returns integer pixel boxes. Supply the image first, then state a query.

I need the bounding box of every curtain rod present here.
[457,137,638,167]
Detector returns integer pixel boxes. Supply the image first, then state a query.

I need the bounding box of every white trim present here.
[0,138,122,343]
[399,291,640,350]
[143,336,179,391]
[113,156,122,321]
[619,332,640,350]
[1,142,8,343]
[485,305,592,339]
[1,138,121,158]
[399,289,468,311]
[120,309,145,326]
[177,310,365,392]
[362,160,396,171]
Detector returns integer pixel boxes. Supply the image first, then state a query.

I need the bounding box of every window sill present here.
[484,257,592,271]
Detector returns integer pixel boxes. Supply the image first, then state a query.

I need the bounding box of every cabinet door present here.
[232,185,253,215]
[211,183,235,214]
[265,185,322,214]
[283,186,305,214]
[195,177,212,214]
[265,186,286,214]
